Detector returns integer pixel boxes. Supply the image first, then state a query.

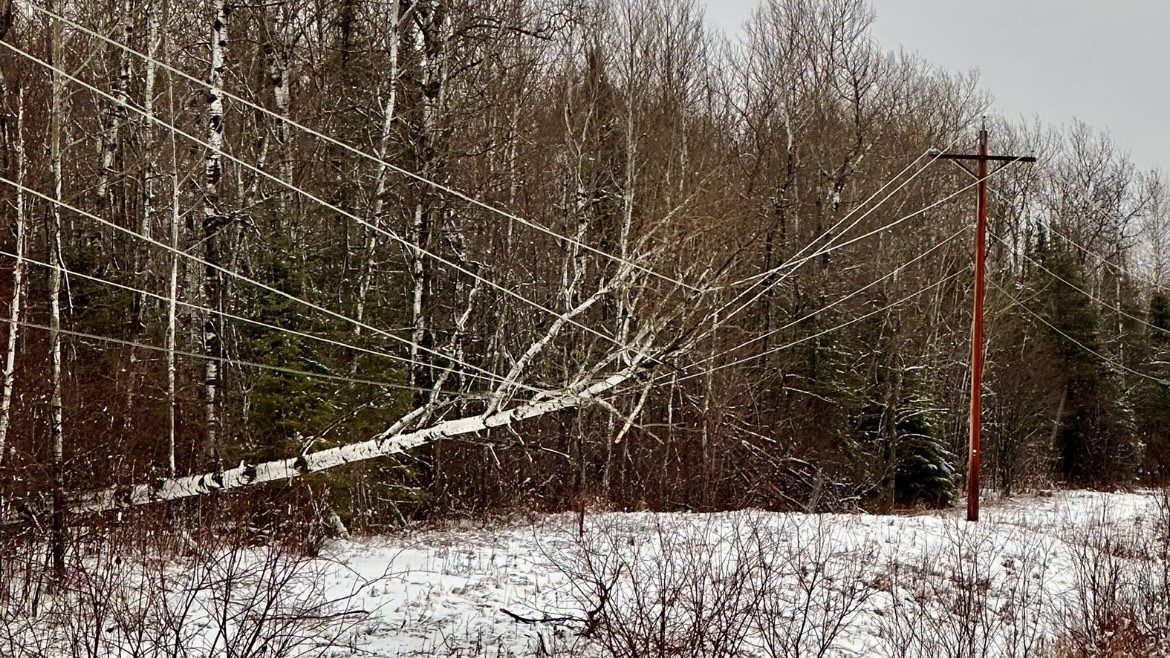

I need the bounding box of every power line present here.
[0,40,641,355]
[956,158,1168,294]
[619,134,978,395]
[681,269,967,385]
[726,144,947,289]
[19,0,703,294]
[0,38,649,360]
[0,315,461,393]
[1045,221,1159,288]
[607,249,967,401]
[990,280,1170,387]
[706,224,969,369]
[602,171,993,401]
[989,229,1170,341]
[972,167,1170,319]
[705,156,1023,344]
[0,246,526,391]
[0,31,1000,394]
[0,174,519,391]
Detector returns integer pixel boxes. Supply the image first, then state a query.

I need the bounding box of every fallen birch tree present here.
[4,353,664,523]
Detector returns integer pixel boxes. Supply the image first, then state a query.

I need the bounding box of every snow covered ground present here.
[4,490,1163,656]
[311,490,1165,656]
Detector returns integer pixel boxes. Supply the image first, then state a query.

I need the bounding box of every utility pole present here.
[931,124,1035,522]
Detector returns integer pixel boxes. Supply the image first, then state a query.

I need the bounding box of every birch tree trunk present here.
[47,0,67,578]
[202,0,229,468]
[165,27,181,477]
[354,0,401,337]
[407,1,449,400]
[96,0,132,208]
[31,358,660,520]
[408,202,431,390]
[0,87,25,463]
[267,3,292,189]
[132,0,159,331]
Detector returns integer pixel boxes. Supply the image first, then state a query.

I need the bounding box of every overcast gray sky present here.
[703,0,1170,174]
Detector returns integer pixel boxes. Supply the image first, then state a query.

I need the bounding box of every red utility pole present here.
[969,128,989,523]
[933,125,1034,522]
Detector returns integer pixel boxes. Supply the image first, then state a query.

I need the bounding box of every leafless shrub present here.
[752,515,875,658]
[1049,492,1170,657]
[0,518,371,657]
[550,512,875,657]
[1058,521,1142,655]
[997,529,1054,658]
[556,513,755,656]
[875,517,1054,658]
[1131,488,1170,643]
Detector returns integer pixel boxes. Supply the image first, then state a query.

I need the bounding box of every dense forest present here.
[0,0,1167,533]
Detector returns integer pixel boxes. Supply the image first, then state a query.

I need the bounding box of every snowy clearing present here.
[306,490,1164,656]
[4,490,1165,656]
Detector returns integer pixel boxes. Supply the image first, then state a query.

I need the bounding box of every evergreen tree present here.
[1039,246,1136,485]
[856,359,956,508]
[1137,292,1170,481]
[891,393,956,508]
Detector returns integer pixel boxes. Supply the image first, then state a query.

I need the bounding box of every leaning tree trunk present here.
[26,357,661,521]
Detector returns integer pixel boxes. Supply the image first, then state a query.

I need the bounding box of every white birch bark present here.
[408,202,427,387]
[407,6,443,391]
[202,0,229,466]
[485,218,612,416]
[408,2,452,396]
[267,4,291,188]
[354,0,401,335]
[165,40,181,477]
[429,276,482,403]
[27,361,656,519]
[167,174,179,476]
[47,0,67,576]
[133,0,159,329]
[96,0,132,205]
[612,378,652,446]
[0,87,25,463]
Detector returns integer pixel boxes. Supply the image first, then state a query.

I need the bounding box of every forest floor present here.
[313,489,1162,656]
